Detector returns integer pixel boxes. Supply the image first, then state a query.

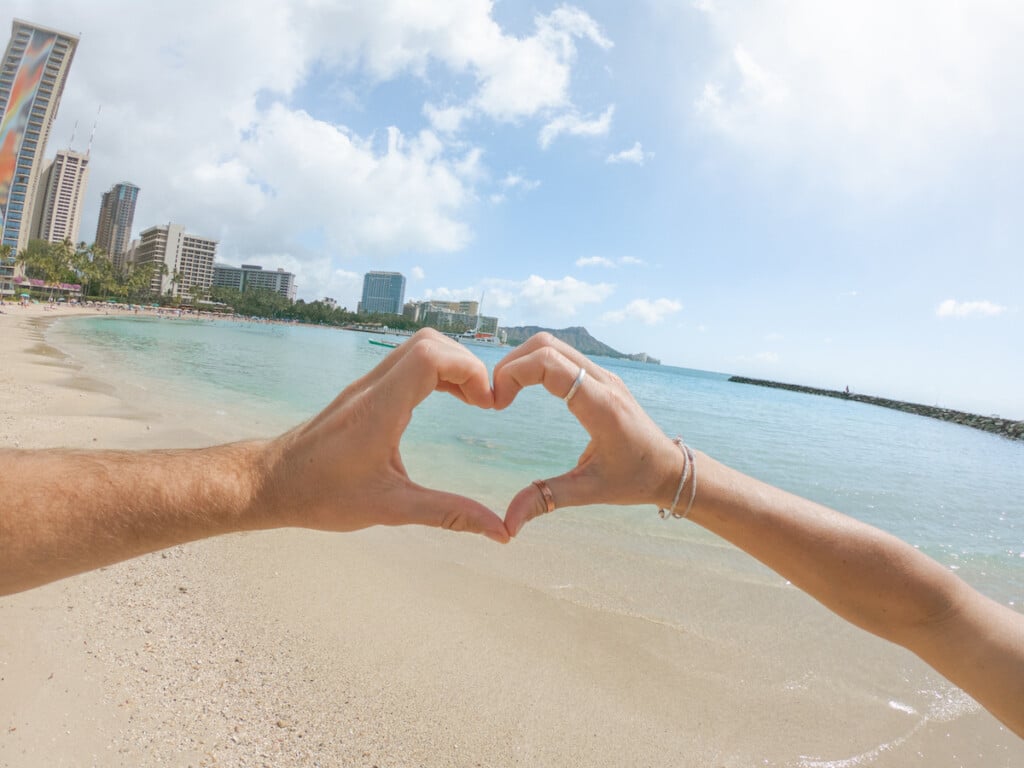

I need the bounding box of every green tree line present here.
[10,239,162,302]
[209,286,423,330]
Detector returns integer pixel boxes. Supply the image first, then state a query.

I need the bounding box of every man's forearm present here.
[0,442,271,595]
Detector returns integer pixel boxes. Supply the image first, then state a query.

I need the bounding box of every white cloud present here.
[423,103,472,134]
[692,0,1024,197]
[539,105,616,149]
[424,275,613,324]
[319,2,612,128]
[576,256,616,268]
[411,266,426,280]
[501,173,541,192]
[471,6,613,122]
[603,298,682,325]
[936,299,1008,318]
[606,141,652,165]
[24,0,613,301]
[576,255,646,268]
[292,264,363,309]
[220,109,472,259]
[517,275,615,315]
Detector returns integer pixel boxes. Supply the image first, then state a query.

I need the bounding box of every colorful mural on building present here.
[0,29,58,242]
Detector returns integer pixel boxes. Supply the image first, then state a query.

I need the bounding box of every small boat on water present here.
[458,330,504,346]
[368,338,400,349]
[457,291,506,347]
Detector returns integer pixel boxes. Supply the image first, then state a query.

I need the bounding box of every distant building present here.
[426,299,479,316]
[132,223,216,299]
[212,262,296,301]
[33,148,89,244]
[0,250,16,298]
[95,182,139,271]
[0,20,80,254]
[358,270,405,315]
[403,299,498,334]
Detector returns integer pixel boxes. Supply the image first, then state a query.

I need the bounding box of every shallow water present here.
[50,315,1024,765]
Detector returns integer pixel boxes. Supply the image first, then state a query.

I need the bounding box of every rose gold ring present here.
[563,366,586,403]
[532,479,555,513]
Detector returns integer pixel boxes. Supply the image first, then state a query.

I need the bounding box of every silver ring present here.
[563,366,586,403]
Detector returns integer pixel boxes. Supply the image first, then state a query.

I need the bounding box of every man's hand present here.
[254,329,509,542]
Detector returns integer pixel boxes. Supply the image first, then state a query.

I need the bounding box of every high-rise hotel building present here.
[95,182,139,271]
[33,147,89,244]
[0,20,79,254]
[358,271,406,315]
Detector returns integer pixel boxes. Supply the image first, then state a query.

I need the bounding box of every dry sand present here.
[1,303,1021,767]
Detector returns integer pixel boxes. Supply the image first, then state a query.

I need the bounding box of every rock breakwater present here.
[728,376,1023,441]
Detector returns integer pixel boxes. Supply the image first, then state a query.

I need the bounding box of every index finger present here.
[389,332,494,411]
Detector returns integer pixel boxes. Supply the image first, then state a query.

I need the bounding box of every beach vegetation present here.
[16,239,166,303]
[208,286,423,331]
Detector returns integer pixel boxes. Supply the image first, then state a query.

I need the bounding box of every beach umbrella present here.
[20,293,29,298]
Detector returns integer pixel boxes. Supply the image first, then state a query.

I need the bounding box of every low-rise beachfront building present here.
[14,276,80,300]
[212,263,296,301]
[0,252,17,298]
[131,223,216,300]
[401,299,498,334]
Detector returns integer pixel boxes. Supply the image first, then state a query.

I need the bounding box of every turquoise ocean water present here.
[53,315,1023,607]
[47,314,1024,764]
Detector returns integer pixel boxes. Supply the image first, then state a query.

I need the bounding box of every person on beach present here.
[491,333,1024,739]
[1,329,1021,738]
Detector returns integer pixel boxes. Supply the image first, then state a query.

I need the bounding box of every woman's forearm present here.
[686,452,962,641]
[686,451,1024,736]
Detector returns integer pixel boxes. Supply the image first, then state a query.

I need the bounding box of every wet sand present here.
[1,303,1020,767]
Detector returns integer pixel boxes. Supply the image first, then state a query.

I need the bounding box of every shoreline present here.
[729,375,1024,440]
[2,306,1021,766]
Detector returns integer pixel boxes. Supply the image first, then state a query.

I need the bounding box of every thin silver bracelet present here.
[681,444,698,519]
[658,438,697,520]
[658,437,689,519]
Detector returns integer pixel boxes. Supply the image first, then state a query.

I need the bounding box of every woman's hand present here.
[256,328,510,543]
[492,332,683,536]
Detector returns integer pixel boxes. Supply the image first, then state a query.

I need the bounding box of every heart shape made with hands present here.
[281,329,681,546]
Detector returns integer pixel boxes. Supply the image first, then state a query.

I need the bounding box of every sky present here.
[9,0,1024,418]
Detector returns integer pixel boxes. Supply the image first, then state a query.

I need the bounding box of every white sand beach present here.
[1,304,1020,767]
